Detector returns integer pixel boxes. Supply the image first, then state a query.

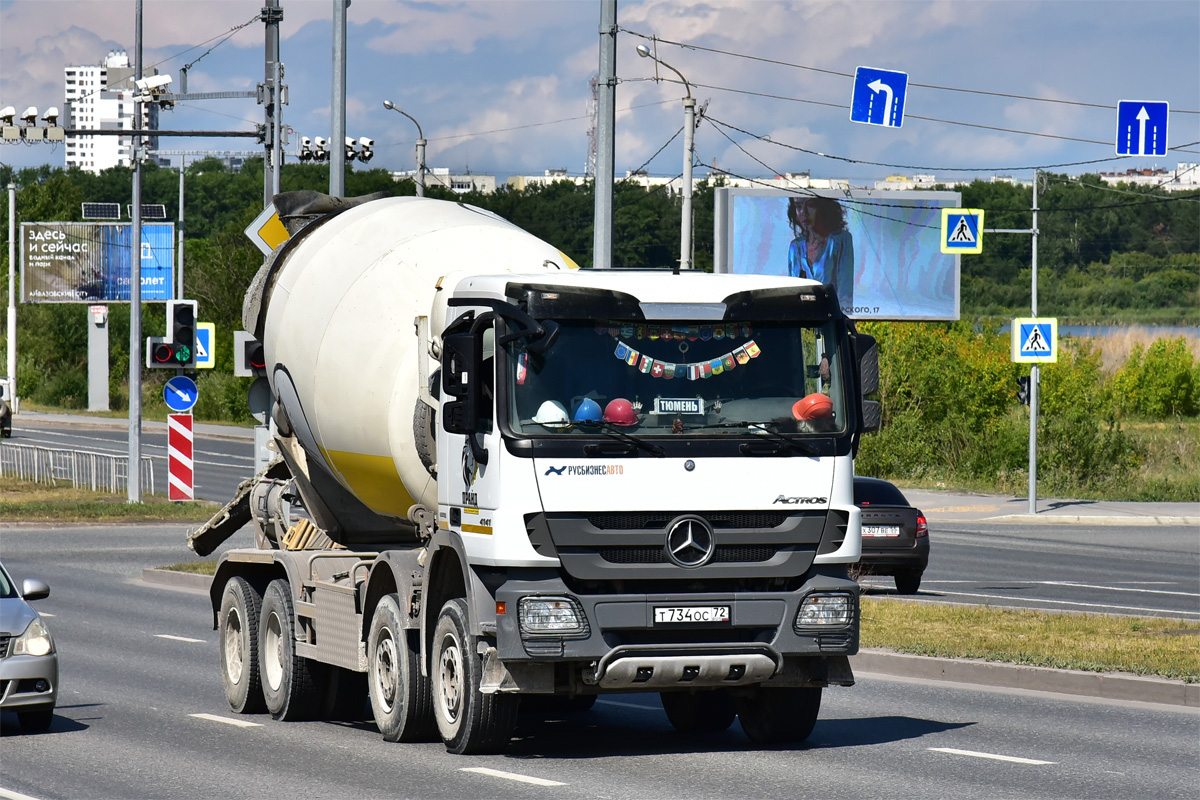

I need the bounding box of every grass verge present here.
[862,597,1200,683]
[0,478,218,522]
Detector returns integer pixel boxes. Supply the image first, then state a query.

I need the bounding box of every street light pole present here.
[7,180,16,410]
[637,44,694,272]
[383,101,425,197]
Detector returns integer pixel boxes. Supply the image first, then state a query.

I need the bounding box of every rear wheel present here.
[894,571,923,595]
[259,579,325,720]
[368,594,436,742]
[17,706,54,732]
[219,577,265,714]
[736,686,822,744]
[661,690,736,733]
[431,597,518,754]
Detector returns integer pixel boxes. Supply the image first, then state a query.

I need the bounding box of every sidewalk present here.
[901,487,1199,527]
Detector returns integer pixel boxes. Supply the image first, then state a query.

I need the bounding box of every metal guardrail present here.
[0,442,155,495]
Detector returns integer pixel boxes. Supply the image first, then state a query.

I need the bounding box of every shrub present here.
[1111,337,1199,418]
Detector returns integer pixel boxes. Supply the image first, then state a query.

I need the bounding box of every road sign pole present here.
[167,412,195,501]
[1029,169,1039,515]
[128,0,144,504]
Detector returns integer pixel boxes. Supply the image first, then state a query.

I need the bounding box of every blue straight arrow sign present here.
[1116,100,1169,157]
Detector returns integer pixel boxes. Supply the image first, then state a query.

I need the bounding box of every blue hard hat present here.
[572,397,602,423]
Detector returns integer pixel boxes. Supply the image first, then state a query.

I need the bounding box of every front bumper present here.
[0,652,59,711]
[493,570,859,691]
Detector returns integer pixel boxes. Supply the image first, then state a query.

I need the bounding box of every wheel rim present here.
[263,610,284,691]
[374,630,398,712]
[223,606,244,685]
[437,630,463,725]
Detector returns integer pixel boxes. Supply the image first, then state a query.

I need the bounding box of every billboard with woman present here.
[714,188,960,320]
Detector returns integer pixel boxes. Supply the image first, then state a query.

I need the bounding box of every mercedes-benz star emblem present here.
[666,516,716,568]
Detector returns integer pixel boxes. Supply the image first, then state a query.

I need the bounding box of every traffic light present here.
[1017,376,1031,406]
[167,300,198,370]
[234,330,266,377]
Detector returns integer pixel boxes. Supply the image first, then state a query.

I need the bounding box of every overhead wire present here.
[620,27,1200,116]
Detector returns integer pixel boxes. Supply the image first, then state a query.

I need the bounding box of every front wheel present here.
[431,597,518,754]
[368,594,436,742]
[17,706,54,732]
[219,577,265,714]
[259,579,325,720]
[736,686,822,744]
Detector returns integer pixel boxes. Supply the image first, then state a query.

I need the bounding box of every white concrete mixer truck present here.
[190,192,880,754]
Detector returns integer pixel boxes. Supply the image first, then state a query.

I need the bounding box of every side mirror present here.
[854,333,881,434]
[22,578,50,601]
[441,331,479,436]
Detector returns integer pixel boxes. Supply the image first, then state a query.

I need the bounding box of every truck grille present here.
[587,511,788,530]
[600,545,778,564]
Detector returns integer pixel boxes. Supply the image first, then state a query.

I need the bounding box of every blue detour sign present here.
[850,66,908,128]
[1116,100,1168,157]
[164,375,199,412]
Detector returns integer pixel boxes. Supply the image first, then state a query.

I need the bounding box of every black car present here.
[853,477,929,594]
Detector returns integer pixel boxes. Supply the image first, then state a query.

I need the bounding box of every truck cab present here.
[423,269,876,748]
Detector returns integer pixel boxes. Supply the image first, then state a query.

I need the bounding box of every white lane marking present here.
[155,634,205,643]
[929,747,1056,765]
[0,787,47,800]
[1042,580,1196,598]
[920,589,1199,617]
[459,768,566,787]
[596,698,660,712]
[190,713,263,728]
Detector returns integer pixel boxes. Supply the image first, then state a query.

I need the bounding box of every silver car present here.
[1,560,58,732]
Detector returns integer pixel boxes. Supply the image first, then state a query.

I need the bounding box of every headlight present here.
[795,593,853,628]
[14,616,55,657]
[518,596,589,637]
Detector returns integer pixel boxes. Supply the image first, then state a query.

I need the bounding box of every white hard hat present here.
[532,400,569,427]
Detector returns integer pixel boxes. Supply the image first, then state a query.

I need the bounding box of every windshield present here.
[504,319,848,437]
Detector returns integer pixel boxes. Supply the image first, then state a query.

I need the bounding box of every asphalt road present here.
[860,522,1200,619]
[2,524,1197,800]
[7,414,1198,620]
[6,415,254,503]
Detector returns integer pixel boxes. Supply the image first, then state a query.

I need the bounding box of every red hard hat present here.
[792,393,833,421]
[603,398,637,426]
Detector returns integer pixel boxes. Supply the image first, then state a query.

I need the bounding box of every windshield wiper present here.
[582,423,665,457]
[689,421,820,456]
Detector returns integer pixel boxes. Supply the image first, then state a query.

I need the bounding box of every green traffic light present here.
[174,346,192,363]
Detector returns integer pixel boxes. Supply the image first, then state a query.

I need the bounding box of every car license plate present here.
[654,606,730,623]
[862,525,901,538]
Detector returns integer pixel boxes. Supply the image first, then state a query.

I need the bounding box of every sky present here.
[1,0,1198,186]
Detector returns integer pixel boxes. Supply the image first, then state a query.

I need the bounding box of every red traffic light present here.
[153,342,176,363]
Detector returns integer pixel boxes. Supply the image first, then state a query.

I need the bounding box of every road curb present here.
[980,514,1200,526]
[141,569,1197,708]
[853,649,1198,709]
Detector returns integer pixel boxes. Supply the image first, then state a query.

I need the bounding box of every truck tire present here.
[736,686,822,744]
[259,579,326,720]
[368,594,436,742]
[219,577,266,714]
[322,667,369,721]
[661,690,736,733]
[431,597,518,754]
[894,571,923,595]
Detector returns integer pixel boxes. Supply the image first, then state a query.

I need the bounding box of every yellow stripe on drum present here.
[319,448,416,517]
[461,523,493,535]
[559,250,581,270]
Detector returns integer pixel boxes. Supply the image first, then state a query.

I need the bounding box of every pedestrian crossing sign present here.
[941,208,985,254]
[195,322,216,370]
[1011,317,1058,363]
